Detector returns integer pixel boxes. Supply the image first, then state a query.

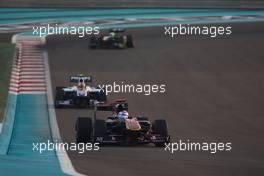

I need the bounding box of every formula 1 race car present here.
[89,28,134,49]
[75,99,170,147]
[55,74,107,108]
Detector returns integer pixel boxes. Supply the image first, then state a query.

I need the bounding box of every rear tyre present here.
[75,117,93,143]
[94,88,107,102]
[93,119,106,144]
[55,87,65,108]
[152,119,169,147]
[126,35,134,48]
[98,91,107,101]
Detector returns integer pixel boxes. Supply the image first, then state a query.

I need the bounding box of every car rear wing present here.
[70,76,92,83]
[93,99,128,123]
[96,99,128,111]
[96,103,114,111]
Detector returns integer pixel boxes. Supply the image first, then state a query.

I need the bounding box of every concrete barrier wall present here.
[0,0,264,9]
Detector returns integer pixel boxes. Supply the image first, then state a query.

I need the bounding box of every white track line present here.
[44,51,86,176]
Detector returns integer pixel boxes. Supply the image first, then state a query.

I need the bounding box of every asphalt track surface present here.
[47,23,264,176]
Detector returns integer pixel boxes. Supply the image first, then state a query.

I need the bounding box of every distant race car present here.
[55,74,107,108]
[89,28,134,49]
[75,99,170,147]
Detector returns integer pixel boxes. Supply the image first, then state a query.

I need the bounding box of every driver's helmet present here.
[116,104,124,113]
[77,79,85,90]
[118,110,129,120]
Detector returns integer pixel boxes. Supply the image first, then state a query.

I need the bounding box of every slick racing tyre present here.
[96,89,107,101]
[76,117,93,143]
[152,119,168,147]
[55,87,65,108]
[93,119,107,144]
